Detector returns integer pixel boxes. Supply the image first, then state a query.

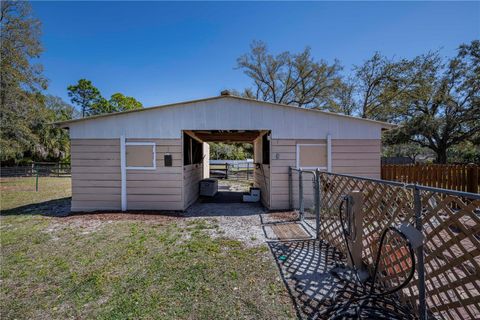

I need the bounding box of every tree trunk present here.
[436,148,448,164]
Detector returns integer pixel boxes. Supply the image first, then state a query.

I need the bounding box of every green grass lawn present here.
[0,177,295,319]
[1,177,71,212]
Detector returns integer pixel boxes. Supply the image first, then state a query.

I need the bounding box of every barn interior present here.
[182,130,271,208]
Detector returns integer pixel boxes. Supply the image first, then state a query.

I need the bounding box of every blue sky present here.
[32,1,479,107]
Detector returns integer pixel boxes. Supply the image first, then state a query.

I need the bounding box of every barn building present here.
[57,93,393,212]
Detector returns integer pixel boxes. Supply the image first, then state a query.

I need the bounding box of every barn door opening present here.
[182,130,269,209]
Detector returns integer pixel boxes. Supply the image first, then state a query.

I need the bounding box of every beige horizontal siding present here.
[72,180,120,187]
[330,139,380,146]
[71,139,121,211]
[126,187,181,195]
[128,167,181,174]
[71,200,120,211]
[71,159,119,167]
[332,153,378,160]
[74,194,121,201]
[332,139,381,179]
[126,173,182,181]
[156,145,182,153]
[71,138,184,212]
[71,153,120,160]
[332,145,380,153]
[270,145,296,153]
[127,180,182,188]
[72,166,120,174]
[270,159,296,167]
[127,194,182,202]
[72,145,120,153]
[127,202,183,210]
[72,186,121,195]
[156,152,182,160]
[156,158,182,167]
[269,138,381,210]
[270,166,293,174]
[126,138,183,211]
[74,173,121,181]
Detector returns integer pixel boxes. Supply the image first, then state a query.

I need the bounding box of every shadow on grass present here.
[1,198,184,221]
[1,197,72,217]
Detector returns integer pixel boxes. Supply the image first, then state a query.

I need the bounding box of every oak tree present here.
[237,41,342,108]
[385,41,480,163]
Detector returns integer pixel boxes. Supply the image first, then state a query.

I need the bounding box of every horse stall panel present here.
[183,163,203,209]
[126,139,183,211]
[254,134,271,208]
[71,139,182,211]
[270,139,324,210]
[71,139,121,211]
[268,139,382,210]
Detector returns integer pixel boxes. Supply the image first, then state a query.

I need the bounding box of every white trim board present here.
[121,140,157,212]
[120,135,127,211]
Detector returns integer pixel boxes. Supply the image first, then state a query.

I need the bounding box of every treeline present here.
[0,2,142,165]
[67,79,142,118]
[209,143,253,160]
[236,41,479,163]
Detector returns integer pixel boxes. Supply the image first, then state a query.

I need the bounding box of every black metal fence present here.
[209,162,254,180]
[0,163,71,177]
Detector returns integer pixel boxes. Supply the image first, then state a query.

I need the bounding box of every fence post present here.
[467,164,478,193]
[299,170,304,220]
[414,186,427,320]
[35,169,39,192]
[246,162,249,180]
[315,169,321,239]
[288,167,293,210]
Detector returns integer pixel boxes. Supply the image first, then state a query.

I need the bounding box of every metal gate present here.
[261,167,321,241]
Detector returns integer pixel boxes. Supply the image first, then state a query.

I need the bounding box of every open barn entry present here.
[182,130,271,209]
